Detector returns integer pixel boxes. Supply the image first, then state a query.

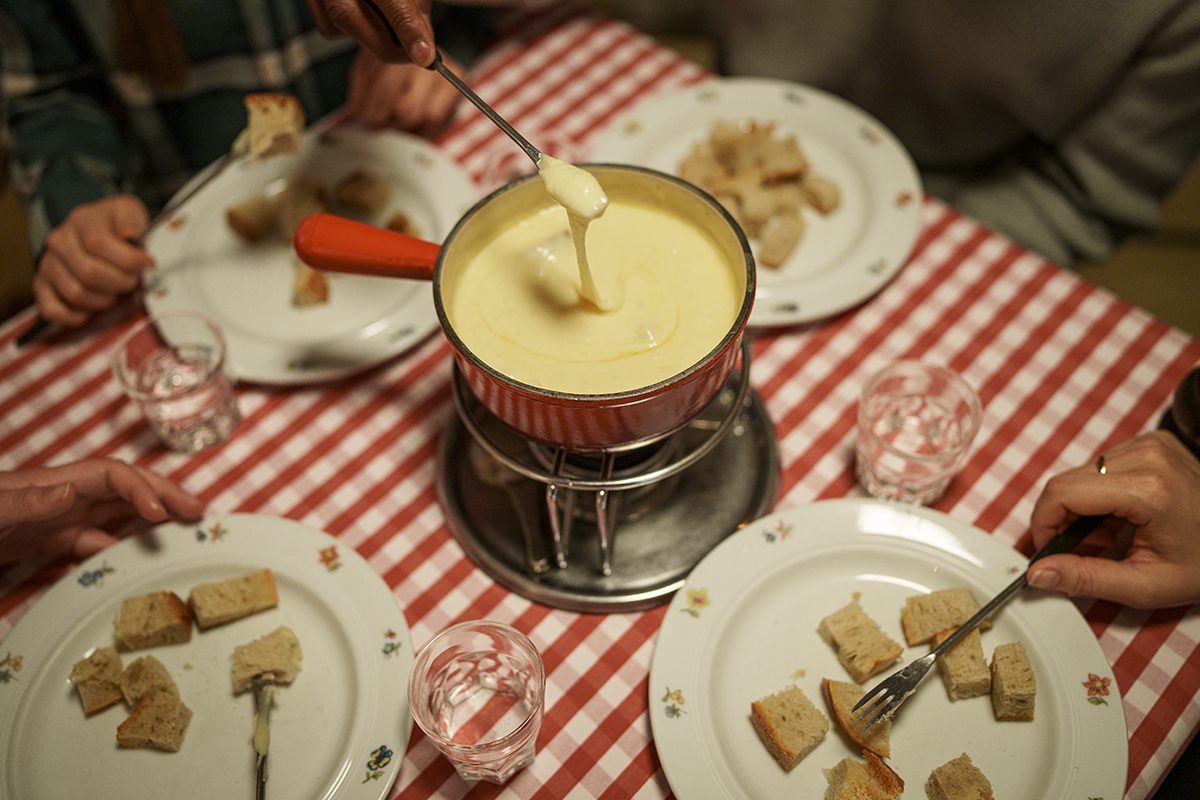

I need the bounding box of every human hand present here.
[0,460,206,565]
[347,49,463,134]
[1026,431,1200,609]
[33,195,154,328]
[305,0,435,65]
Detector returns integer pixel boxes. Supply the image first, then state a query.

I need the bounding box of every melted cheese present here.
[537,155,615,310]
[445,200,741,394]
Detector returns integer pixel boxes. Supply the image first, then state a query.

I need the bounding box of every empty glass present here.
[111,311,240,453]
[407,620,545,783]
[856,361,982,505]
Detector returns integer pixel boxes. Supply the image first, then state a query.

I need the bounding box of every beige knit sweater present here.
[719,0,1200,265]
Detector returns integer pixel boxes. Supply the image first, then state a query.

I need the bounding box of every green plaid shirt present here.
[0,0,358,250]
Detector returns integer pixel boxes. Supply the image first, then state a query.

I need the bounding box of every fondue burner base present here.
[436,381,780,614]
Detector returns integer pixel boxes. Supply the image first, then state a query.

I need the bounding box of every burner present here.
[435,358,779,613]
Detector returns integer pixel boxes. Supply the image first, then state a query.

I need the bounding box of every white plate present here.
[590,78,923,327]
[0,514,413,800]
[144,127,479,384]
[650,498,1127,799]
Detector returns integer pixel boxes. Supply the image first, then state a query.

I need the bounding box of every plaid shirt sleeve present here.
[1,0,135,251]
[0,0,359,253]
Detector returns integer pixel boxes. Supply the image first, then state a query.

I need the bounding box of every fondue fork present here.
[427,53,543,166]
[362,0,543,166]
[852,513,1107,728]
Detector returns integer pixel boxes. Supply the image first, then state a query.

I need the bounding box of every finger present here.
[130,465,207,520]
[419,78,461,132]
[385,78,427,130]
[51,459,192,523]
[304,0,341,37]
[322,0,416,63]
[31,271,91,327]
[1027,553,1197,610]
[364,65,415,128]
[0,483,76,523]
[91,196,154,275]
[372,0,436,65]
[391,68,443,130]
[41,228,141,301]
[1028,454,1156,548]
[108,194,152,243]
[346,51,375,117]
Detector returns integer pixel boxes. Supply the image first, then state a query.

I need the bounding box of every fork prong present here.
[860,695,900,729]
[852,687,892,719]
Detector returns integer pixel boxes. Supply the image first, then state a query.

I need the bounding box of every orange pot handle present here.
[293,213,440,281]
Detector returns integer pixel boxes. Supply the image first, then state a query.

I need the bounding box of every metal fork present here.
[852,513,1107,728]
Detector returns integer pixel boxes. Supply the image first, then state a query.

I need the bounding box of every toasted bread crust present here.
[822,677,891,758]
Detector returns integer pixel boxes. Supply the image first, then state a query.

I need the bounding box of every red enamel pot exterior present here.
[438,166,754,452]
[297,165,755,452]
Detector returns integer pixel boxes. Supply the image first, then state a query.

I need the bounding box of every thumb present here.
[0,483,76,523]
[1027,553,1162,609]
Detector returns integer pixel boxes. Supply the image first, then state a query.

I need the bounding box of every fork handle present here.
[931,514,1107,658]
[1028,514,1108,562]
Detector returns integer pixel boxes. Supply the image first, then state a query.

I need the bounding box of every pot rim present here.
[431,163,756,403]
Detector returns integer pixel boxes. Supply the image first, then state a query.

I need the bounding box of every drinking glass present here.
[407,620,545,783]
[111,311,240,453]
[855,361,982,505]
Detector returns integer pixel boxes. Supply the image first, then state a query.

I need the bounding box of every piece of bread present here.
[758,212,805,268]
[69,646,124,715]
[822,678,892,758]
[116,687,193,752]
[292,262,330,308]
[932,628,991,701]
[818,601,903,683]
[926,753,994,800]
[226,192,280,243]
[678,118,838,268]
[990,641,1036,721]
[863,751,905,796]
[385,211,422,238]
[801,175,841,214]
[114,591,193,650]
[822,754,904,800]
[242,93,305,158]
[231,626,303,694]
[120,655,179,705]
[278,176,327,241]
[901,588,990,646]
[334,169,391,215]
[188,568,279,630]
[750,684,829,771]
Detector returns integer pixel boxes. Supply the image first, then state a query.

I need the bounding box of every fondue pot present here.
[295,165,755,452]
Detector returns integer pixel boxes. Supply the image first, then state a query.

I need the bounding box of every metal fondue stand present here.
[436,339,780,613]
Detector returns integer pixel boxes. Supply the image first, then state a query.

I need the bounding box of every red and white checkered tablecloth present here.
[2,6,1199,799]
